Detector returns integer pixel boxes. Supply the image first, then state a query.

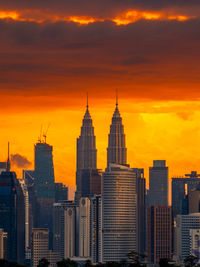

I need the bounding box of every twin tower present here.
[76,98,127,193]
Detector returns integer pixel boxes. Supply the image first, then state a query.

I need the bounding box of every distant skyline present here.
[0,0,200,184]
[1,98,200,185]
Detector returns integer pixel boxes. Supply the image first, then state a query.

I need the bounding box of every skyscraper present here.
[0,171,25,263]
[172,171,200,218]
[76,100,97,195]
[102,164,137,262]
[53,201,77,259]
[107,98,127,167]
[90,195,102,263]
[147,206,173,263]
[78,197,90,257]
[34,141,55,245]
[81,169,101,197]
[174,213,200,261]
[148,160,168,206]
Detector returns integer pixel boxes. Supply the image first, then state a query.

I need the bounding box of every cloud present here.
[11,154,31,168]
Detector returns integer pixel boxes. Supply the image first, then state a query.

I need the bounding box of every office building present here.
[135,168,146,254]
[76,100,97,195]
[79,197,90,257]
[0,171,25,263]
[107,99,127,167]
[53,201,77,259]
[90,195,102,263]
[102,164,137,262]
[34,141,55,245]
[147,206,173,263]
[174,213,200,262]
[55,183,68,202]
[0,229,7,259]
[148,160,168,206]
[188,187,200,214]
[32,228,49,267]
[172,171,200,217]
[190,229,200,262]
[81,169,101,197]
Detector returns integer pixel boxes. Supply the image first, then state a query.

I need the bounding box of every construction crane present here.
[43,123,50,143]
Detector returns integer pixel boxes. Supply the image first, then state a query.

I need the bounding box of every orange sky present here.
[0,0,200,187]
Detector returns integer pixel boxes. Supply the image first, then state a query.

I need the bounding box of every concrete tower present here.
[107,96,127,167]
[76,97,97,193]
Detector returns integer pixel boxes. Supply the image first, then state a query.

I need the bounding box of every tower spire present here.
[6,142,10,171]
[116,89,118,107]
[86,92,89,109]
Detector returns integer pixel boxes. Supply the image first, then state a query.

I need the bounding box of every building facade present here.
[78,197,90,257]
[102,164,137,262]
[76,103,97,195]
[53,201,77,259]
[147,206,173,263]
[0,229,7,259]
[172,171,200,218]
[81,169,101,198]
[174,213,200,262]
[90,195,102,263]
[148,160,168,207]
[107,101,127,167]
[0,171,25,263]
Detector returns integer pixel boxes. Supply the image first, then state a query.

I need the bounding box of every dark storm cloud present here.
[11,154,31,168]
[0,18,199,102]
[0,0,200,17]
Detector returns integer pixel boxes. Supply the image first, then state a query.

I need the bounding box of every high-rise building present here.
[174,213,200,262]
[53,201,77,259]
[90,195,102,263]
[76,101,97,195]
[147,206,173,263]
[34,141,55,245]
[81,169,101,198]
[55,183,68,202]
[0,171,25,263]
[188,187,200,214]
[135,168,146,254]
[0,229,7,259]
[107,99,127,167]
[189,229,200,262]
[78,197,90,257]
[172,171,200,218]
[32,228,49,267]
[102,164,137,262]
[148,160,168,207]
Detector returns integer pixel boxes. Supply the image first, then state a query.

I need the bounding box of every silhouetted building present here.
[188,187,200,214]
[174,213,200,262]
[34,142,55,246]
[102,164,137,262]
[0,171,25,263]
[107,99,127,167]
[55,183,68,202]
[0,229,7,259]
[76,101,97,197]
[172,171,200,217]
[81,169,101,197]
[90,195,102,263]
[148,160,168,206]
[147,206,173,263]
[53,201,77,259]
[135,168,146,254]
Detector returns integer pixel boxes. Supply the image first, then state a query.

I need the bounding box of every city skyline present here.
[1,98,200,185]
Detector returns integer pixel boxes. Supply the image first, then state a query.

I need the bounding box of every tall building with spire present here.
[107,98,127,167]
[76,98,97,194]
